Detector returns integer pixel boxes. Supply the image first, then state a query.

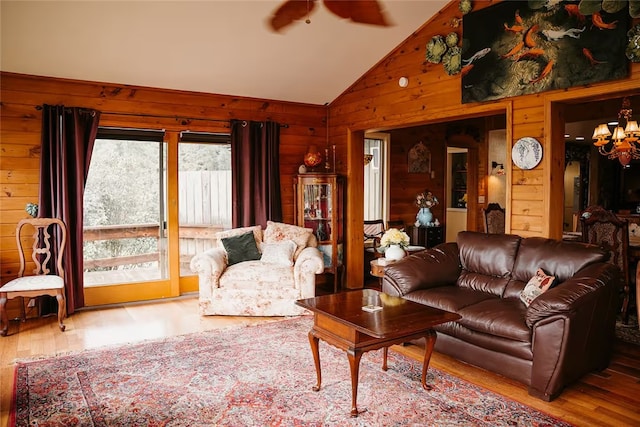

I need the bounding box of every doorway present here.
[446,147,468,242]
[364,133,389,222]
[562,94,640,226]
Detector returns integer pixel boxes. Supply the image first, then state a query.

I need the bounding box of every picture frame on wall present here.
[408,141,431,173]
[461,1,630,104]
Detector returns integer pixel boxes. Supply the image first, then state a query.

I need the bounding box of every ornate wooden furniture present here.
[363,219,385,252]
[482,203,506,234]
[0,218,67,336]
[407,225,443,248]
[581,205,631,323]
[294,173,345,293]
[295,289,460,417]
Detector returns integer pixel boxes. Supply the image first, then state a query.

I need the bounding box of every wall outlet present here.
[27,298,36,308]
[478,195,485,204]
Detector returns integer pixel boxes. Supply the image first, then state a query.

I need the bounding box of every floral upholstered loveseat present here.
[190,221,324,316]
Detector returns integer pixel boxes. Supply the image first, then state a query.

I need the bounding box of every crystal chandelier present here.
[593,97,640,166]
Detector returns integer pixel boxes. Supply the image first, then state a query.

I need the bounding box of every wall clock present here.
[511,137,542,170]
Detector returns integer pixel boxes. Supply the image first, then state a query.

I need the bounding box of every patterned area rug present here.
[12,317,570,426]
[616,313,640,346]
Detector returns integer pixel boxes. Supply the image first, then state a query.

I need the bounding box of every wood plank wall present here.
[2,0,640,294]
[328,0,640,286]
[0,72,326,296]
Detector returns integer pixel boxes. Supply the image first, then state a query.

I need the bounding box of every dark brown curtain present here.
[230,120,282,228]
[39,105,101,314]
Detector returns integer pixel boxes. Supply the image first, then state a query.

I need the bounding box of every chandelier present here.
[593,97,640,166]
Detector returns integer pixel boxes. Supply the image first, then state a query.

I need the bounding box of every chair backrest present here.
[386,219,405,231]
[482,203,505,234]
[16,218,67,279]
[364,219,385,240]
[364,219,385,250]
[580,206,628,283]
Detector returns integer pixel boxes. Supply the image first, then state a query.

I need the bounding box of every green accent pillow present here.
[221,232,261,266]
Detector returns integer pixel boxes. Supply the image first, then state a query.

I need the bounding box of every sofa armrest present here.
[528,263,619,400]
[525,262,620,328]
[382,242,461,296]
[190,248,228,299]
[294,246,324,297]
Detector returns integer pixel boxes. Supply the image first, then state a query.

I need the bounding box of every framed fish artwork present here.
[461,0,630,104]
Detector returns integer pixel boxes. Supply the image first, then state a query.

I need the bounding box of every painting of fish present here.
[461,0,629,104]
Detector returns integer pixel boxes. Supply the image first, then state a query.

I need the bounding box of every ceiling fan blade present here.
[269,0,318,32]
[323,0,391,27]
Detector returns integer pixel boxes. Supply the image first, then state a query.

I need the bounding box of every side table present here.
[408,225,443,248]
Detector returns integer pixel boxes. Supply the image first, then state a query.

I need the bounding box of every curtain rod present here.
[34,105,289,127]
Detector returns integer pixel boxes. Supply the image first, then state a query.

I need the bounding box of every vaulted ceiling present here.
[0,0,449,105]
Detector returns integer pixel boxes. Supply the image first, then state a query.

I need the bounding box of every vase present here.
[303,145,323,171]
[416,207,433,226]
[385,244,406,261]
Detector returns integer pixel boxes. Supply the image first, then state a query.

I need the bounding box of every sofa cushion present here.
[219,261,295,290]
[403,286,494,313]
[456,231,521,296]
[221,232,262,265]
[520,268,556,307]
[435,322,533,361]
[260,240,296,266]
[263,221,313,259]
[457,297,531,343]
[511,238,607,284]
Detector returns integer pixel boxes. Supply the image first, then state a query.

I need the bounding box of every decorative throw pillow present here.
[215,225,262,248]
[221,232,261,266]
[520,268,557,307]
[263,221,313,259]
[260,240,297,266]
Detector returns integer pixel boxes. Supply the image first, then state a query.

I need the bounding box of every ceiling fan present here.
[268,0,392,32]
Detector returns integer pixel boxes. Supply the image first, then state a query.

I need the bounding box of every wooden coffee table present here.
[295,289,460,417]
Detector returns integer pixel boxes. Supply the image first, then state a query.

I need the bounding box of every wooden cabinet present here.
[294,173,344,292]
[408,225,444,248]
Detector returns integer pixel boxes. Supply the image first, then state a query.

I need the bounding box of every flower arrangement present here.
[416,190,439,209]
[379,228,410,251]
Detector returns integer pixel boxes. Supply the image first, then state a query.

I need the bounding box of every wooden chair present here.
[580,206,631,323]
[482,203,505,234]
[364,219,385,252]
[364,219,385,283]
[0,218,67,336]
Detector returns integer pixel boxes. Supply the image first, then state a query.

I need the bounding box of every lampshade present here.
[612,126,627,142]
[592,123,611,140]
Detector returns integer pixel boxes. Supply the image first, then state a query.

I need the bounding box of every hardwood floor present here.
[1,296,639,426]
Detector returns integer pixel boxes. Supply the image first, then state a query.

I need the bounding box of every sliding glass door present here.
[83,128,168,287]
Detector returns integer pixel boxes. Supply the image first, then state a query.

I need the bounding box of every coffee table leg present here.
[382,347,388,371]
[347,349,364,417]
[421,330,437,390]
[308,331,322,392]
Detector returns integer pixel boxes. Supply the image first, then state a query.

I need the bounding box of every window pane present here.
[178,141,231,277]
[364,138,384,220]
[83,138,167,286]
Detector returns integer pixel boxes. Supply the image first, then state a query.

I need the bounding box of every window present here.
[178,132,232,276]
[364,134,389,221]
[83,128,167,287]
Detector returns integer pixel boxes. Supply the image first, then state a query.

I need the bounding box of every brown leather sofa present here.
[382,231,620,401]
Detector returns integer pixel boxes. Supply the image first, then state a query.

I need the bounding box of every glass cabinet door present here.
[295,173,344,293]
[302,182,333,242]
